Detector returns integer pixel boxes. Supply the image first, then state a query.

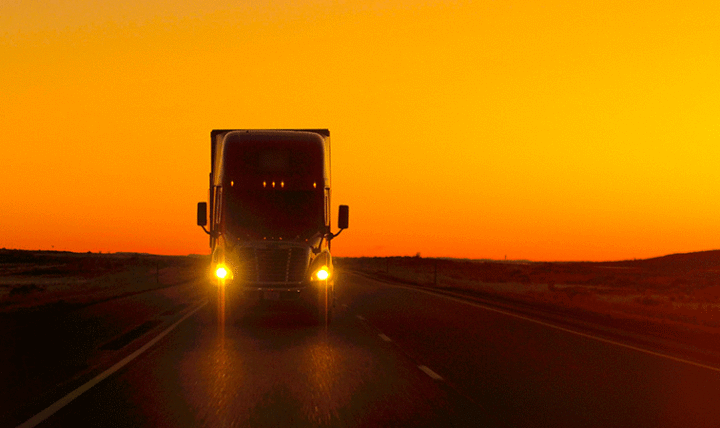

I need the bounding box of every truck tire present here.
[203,287,222,325]
[311,283,333,326]
[205,284,241,325]
[313,300,333,326]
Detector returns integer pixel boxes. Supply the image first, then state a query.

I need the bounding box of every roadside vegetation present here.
[0,249,207,313]
[337,251,720,335]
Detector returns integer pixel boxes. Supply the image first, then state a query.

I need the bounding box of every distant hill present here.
[603,249,720,271]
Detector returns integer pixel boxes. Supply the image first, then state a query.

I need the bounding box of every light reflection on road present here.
[182,302,380,427]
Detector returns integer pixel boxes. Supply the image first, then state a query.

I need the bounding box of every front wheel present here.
[205,282,246,325]
[313,300,333,325]
[312,284,334,326]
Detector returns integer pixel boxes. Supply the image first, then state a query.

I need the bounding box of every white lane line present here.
[378,333,392,342]
[17,301,206,428]
[356,315,365,321]
[418,365,443,380]
[366,278,720,373]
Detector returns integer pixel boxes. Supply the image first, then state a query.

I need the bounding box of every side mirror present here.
[338,205,349,230]
[197,202,208,226]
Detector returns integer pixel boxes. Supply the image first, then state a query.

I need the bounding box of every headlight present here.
[215,265,230,279]
[314,266,330,281]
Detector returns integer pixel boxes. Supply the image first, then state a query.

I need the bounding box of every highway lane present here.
[2,281,205,427]
[341,273,720,427]
[36,288,492,427]
[18,270,720,427]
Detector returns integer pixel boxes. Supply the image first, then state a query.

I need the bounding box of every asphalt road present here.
[9,271,720,427]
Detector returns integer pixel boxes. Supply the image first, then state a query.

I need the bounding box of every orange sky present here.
[1,0,719,261]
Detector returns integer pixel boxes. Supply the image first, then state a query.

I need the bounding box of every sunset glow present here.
[2,0,719,261]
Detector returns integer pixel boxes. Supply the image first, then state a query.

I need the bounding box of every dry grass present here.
[0,249,207,312]
[338,253,720,333]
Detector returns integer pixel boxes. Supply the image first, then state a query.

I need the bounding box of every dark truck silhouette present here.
[197,129,348,324]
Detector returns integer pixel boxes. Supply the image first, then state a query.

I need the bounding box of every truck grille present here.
[237,247,309,285]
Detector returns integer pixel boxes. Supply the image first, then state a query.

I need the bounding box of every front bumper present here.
[208,279,332,311]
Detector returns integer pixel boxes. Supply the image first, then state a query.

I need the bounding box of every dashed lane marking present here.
[418,365,444,380]
[354,309,445,382]
[17,301,206,428]
[363,277,720,374]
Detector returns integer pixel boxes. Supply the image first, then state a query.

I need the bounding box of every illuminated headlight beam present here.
[315,267,329,281]
[216,266,229,279]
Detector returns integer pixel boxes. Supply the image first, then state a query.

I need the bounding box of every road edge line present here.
[16,300,206,428]
[349,272,720,373]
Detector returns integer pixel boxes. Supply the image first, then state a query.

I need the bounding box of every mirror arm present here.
[328,228,344,240]
[200,225,221,239]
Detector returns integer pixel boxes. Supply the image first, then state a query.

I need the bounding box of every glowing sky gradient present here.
[2,0,719,261]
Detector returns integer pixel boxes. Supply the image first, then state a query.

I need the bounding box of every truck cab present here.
[197,129,348,324]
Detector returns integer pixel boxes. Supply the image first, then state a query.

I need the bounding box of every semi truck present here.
[197,129,348,324]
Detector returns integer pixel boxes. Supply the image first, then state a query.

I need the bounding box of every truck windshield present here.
[223,189,324,240]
